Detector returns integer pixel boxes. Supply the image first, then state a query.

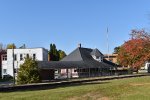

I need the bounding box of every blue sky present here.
[0,0,150,54]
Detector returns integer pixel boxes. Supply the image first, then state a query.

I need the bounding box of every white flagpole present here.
[106,27,110,61]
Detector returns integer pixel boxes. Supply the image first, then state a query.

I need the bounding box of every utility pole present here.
[12,43,15,85]
[106,27,110,61]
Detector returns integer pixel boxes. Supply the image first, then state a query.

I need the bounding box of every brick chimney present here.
[78,43,81,48]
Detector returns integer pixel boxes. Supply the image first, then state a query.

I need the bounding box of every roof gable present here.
[61,48,83,61]
[90,48,103,57]
[61,47,95,61]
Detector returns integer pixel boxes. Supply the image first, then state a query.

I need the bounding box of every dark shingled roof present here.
[61,48,83,61]
[90,48,103,57]
[38,61,110,69]
[38,47,117,69]
[61,47,93,61]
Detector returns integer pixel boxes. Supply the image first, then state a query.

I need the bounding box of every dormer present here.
[90,48,104,62]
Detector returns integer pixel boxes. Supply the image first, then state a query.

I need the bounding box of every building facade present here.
[38,45,117,80]
[104,54,118,64]
[0,50,6,77]
[1,48,48,78]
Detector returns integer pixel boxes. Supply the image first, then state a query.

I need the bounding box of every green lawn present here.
[1,76,150,100]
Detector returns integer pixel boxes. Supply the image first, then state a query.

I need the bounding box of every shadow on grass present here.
[1,81,110,93]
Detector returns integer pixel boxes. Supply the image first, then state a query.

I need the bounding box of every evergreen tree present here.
[49,43,66,61]
[17,57,41,84]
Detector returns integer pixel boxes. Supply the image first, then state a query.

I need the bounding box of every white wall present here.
[2,48,48,77]
[144,62,150,70]
[91,55,103,62]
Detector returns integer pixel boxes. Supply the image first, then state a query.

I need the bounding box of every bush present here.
[17,57,41,84]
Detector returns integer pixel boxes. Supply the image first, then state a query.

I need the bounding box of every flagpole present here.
[106,27,110,61]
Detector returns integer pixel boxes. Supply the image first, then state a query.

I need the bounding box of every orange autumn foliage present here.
[118,29,150,69]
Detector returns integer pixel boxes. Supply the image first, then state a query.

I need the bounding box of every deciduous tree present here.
[113,46,121,54]
[7,43,16,49]
[59,50,66,60]
[118,29,150,71]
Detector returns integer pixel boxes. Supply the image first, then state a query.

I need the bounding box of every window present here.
[26,54,29,58]
[55,69,58,74]
[101,57,103,62]
[2,55,7,61]
[20,54,23,61]
[3,69,7,74]
[96,56,99,59]
[74,69,77,72]
[14,54,17,61]
[33,54,36,60]
[14,68,18,73]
